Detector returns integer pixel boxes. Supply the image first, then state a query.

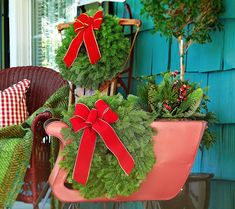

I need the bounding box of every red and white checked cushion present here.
[0,79,31,127]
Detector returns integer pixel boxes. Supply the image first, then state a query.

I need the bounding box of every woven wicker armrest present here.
[28,111,53,206]
[30,110,53,168]
[31,111,53,133]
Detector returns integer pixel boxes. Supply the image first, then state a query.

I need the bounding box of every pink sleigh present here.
[44,119,206,203]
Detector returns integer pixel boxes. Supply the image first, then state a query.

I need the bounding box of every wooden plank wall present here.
[115,0,235,209]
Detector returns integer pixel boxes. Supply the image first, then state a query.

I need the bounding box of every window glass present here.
[32,0,77,69]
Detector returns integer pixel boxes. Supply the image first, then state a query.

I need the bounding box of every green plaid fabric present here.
[0,125,32,208]
[0,86,69,208]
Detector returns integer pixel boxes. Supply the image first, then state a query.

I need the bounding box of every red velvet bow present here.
[70,100,135,185]
[63,11,103,67]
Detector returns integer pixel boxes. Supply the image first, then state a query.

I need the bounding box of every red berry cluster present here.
[172,70,179,78]
[172,71,180,89]
[163,100,172,111]
[178,84,190,102]
[162,71,191,112]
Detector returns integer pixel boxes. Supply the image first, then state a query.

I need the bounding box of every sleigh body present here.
[44,120,206,203]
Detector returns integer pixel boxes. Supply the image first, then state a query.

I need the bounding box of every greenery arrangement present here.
[137,0,223,148]
[138,71,216,149]
[140,0,224,80]
[55,10,130,89]
[60,93,156,199]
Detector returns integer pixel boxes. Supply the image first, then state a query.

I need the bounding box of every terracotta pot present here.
[44,120,206,203]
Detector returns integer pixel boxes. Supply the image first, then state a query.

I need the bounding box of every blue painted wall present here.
[115,1,235,209]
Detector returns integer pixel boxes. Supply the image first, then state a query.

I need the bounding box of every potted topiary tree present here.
[138,0,224,148]
[139,1,224,208]
[140,0,224,81]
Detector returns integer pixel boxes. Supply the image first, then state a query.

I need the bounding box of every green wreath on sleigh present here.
[55,10,130,89]
[60,93,156,199]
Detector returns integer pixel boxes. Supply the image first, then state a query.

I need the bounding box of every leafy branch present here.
[140,0,224,81]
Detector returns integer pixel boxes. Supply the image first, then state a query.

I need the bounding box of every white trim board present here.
[78,0,125,6]
[9,0,32,67]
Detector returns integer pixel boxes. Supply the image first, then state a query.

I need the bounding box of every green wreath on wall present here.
[55,10,130,90]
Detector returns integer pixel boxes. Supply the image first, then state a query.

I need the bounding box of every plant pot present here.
[156,173,214,209]
[44,120,206,203]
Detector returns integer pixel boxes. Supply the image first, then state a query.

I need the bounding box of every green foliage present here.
[140,0,224,44]
[60,93,156,198]
[137,72,217,148]
[177,88,203,118]
[55,11,130,89]
[139,72,203,118]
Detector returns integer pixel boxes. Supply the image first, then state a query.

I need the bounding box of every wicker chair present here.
[0,66,68,207]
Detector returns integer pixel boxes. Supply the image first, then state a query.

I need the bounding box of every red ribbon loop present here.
[63,11,103,67]
[70,100,135,185]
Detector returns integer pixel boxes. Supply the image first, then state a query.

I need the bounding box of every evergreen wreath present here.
[60,93,156,199]
[55,10,130,89]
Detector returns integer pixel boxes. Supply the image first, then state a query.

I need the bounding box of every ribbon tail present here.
[93,120,135,175]
[84,26,101,64]
[64,31,84,68]
[73,128,97,185]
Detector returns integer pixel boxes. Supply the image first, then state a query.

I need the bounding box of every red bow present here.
[70,100,135,185]
[64,11,103,67]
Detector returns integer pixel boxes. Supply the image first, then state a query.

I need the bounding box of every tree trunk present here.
[178,36,185,81]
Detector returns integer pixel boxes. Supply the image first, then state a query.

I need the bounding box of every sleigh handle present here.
[56,18,141,33]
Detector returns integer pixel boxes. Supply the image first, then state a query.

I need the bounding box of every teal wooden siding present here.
[186,31,224,72]
[133,31,153,76]
[209,180,235,209]
[115,1,235,209]
[223,20,235,70]
[208,71,235,123]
